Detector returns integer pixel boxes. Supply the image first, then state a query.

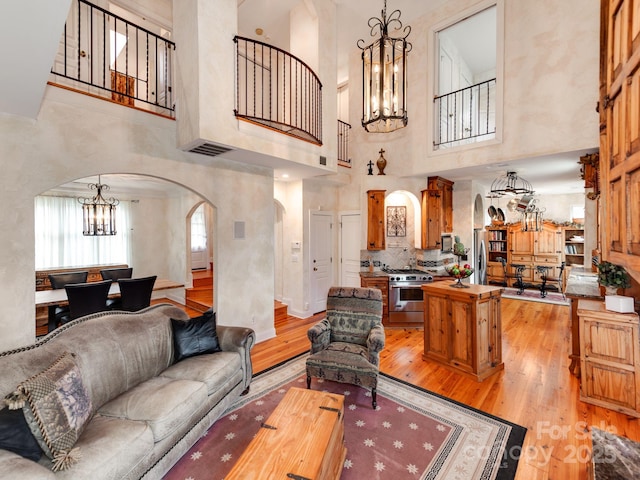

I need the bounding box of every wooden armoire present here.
[599,0,640,284]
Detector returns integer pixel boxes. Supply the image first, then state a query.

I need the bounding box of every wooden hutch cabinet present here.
[422,283,504,381]
[578,299,640,417]
[366,190,385,250]
[600,0,640,281]
[507,221,563,286]
[421,176,454,250]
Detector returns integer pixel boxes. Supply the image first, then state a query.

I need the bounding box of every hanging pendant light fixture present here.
[357,0,411,133]
[521,199,545,232]
[487,171,535,198]
[78,175,119,236]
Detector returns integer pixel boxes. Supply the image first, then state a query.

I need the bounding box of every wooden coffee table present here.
[226,387,347,480]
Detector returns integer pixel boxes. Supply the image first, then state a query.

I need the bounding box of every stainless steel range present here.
[383,269,433,326]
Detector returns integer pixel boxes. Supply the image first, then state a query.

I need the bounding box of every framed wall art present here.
[386,206,406,237]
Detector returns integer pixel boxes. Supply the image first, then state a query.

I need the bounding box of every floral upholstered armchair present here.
[306,287,386,408]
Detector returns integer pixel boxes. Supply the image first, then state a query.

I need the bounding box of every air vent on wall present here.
[188,142,233,157]
[319,155,327,166]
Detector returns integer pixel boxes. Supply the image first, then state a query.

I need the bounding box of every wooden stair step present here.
[275,300,288,323]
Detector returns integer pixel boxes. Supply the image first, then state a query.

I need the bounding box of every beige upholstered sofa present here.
[0,304,255,479]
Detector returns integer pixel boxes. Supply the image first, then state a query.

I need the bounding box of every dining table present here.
[35,278,184,308]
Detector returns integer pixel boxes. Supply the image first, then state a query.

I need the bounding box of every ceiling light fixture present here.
[487,171,535,198]
[357,0,411,133]
[78,175,119,236]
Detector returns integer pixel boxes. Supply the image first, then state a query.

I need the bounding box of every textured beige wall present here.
[0,86,276,350]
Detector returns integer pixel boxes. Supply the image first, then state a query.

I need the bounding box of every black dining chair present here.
[47,271,89,332]
[64,280,112,323]
[118,276,157,312]
[100,268,133,309]
[100,267,133,282]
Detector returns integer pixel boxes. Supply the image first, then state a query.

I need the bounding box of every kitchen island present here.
[422,282,504,381]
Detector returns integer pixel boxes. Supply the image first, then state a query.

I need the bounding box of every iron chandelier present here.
[78,175,119,236]
[357,0,411,133]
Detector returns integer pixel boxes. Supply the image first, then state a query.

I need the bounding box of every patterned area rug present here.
[164,354,526,480]
[501,287,569,305]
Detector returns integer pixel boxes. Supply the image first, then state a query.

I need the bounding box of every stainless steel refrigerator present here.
[474,229,487,285]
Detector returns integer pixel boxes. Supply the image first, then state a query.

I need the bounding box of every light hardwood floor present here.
[247,297,640,480]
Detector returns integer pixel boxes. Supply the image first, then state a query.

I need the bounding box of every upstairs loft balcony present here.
[434,78,496,149]
[234,36,323,146]
[50,0,175,118]
[47,1,336,172]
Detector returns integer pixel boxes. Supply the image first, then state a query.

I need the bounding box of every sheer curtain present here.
[35,195,132,269]
[191,204,207,251]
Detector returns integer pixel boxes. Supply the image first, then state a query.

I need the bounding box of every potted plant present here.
[597,261,631,296]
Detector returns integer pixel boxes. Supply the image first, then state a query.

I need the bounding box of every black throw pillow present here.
[0,408,43,462]
[171,310,221,362]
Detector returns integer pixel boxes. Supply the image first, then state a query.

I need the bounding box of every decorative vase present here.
[604,285,619,296]
[376,148,387,175]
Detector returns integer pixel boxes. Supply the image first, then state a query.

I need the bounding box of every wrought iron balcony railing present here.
[234,36,322,145]
[50,0,175,117]
[433,78,496,148]
[338,120,351,167]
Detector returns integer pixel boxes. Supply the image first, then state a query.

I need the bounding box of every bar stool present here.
[510,264,533,294]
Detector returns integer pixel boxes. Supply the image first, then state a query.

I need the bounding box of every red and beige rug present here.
[501,287,569,305]
[164,354,526,480]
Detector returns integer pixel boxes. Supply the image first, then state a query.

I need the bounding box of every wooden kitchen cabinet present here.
[421,176,454,250]
[366,190,385,250]
[486,226,508,286]
[422,283,504,381]
[507,222,563,287]
[578,299,640,417]
[599,0,640,281]
[360,274,389,324]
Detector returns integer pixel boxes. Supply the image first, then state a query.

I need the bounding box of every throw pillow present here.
[171,310,221,362]
[0,408,42,462]
[4,352,93,472]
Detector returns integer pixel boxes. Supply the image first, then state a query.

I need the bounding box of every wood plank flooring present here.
[158,295,640,480]
[249,297,640,480]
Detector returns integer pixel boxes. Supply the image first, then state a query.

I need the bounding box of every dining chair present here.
[118,275,157,312]
[100,267,133,310]
[64,280,112,323]
[47,271,89,332]
[100,267,133,282]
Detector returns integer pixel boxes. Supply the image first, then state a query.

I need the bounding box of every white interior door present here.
[310,211,333,314]
[340,212,361,287]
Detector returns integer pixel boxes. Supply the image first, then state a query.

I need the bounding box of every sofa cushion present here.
[5,352,92,471]
[45,415,154,480]
[97,377,207,442]
[160,351,243,395]
[0,408,42,462]
[171,311,221,361]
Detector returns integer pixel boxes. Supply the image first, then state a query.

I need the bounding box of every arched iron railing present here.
[234,36,322,145]
[50,0,175,117]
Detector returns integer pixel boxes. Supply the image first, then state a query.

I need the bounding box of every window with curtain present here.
[191,204,207,251]
[35,195,132,269]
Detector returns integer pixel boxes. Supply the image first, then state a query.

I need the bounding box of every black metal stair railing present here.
[338,120,351,166]
[50,0,175,117]
[234,36,322,145]
[433,78,496,148]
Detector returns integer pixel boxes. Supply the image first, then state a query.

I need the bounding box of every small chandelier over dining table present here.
[357,0,411,133]
[78,175,119,236]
